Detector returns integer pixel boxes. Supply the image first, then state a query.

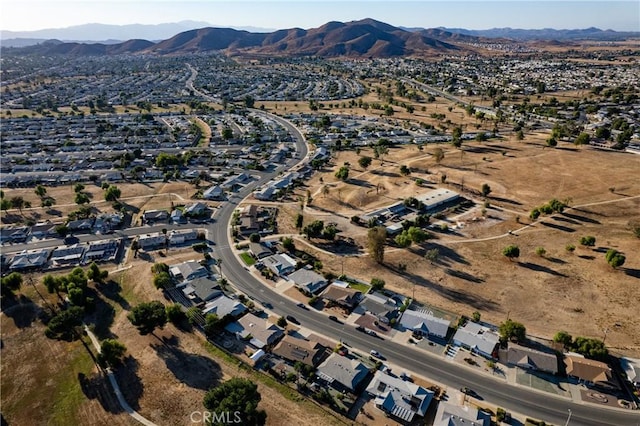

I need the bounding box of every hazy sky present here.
[1,0,638,32]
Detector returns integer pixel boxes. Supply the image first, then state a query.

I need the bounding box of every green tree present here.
[34,185,47,198]
[303,220,324,239]
[546,137,557,148]
[553,331,573,348]
[249,233,261,243]
[166,303,186,325]
[104,185,121,202]
[529,208,540,220]
[472,311,481,322]
[433,147,445,164]
[358,156,372,169]
[367,226,387,264]
[204,313,223,335]
[499,319,526,343]
[335,166,349,181]
[222,127,233,140]
[282,237,295,252]
[605,249,626,269]
[481,183,492,198]
[535,247,546,257]
[74,183,85,193]
[370,277,385,292]
[244,95,255,109]
[153,272,173,289]
[395,232,412,248]
[399,165,411,176]
[98,339,127,367]
[75,192,90,205]
[45,306,84,340]
[9,196,25,215]
[322,224,338,240]
[127,301,167,335]
[574,132,590,147]
[451,127,463,148]
[580,236,596,247]
[502,245,520,261]
[87,262,108,283]
[573,336,608,361]
[425,248,439,263]
[276,316,288,328]
[203,378,266,426]
[1,272,23,297]
[516,130,524,141]
[295,213,304,230]
[0,198,10,212]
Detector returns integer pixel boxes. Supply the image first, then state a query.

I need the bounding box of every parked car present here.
[365,329,378,337]
[286,315,300,325]
[460,387,481,399]
[328,315,339,322]
[355,325,366,332]
[370,350,385,360]
[296,303,308,310]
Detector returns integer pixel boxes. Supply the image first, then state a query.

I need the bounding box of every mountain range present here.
[2,19,638,58]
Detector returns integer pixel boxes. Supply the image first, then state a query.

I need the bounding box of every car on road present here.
[286,315,300,325]
[399,372,414,382]
[328,315,340,322]
[369,350,385,360]
[365,329,378,337]
[460,387,481,399]
[355,325,365,332]
[296,303,308,310]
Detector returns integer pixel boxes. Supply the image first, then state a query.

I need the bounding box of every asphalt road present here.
[209,113,639,426]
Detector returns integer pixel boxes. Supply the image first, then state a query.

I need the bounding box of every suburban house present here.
[184,202,208,217]
[353,292,401,325]
[452,321,500,359]
[137,233,167,250]
[398,309,451,340]
[67,218,95,233]
[168,229,199,246]
[271,335,329,368]
[169,260,209,282]
[503,343,559,375]
[433,401,491,426]
[9,248,51,271]
[50,245,85,267]
[83,239,120,263]
[365,371,434,423]
[249,242,272,260]
[564,355,619,390]
[320,284,363,310]
[316,353,370,393]
[262,253,297,276]
[287,268,329,295]
[170,209,186,224]
[238,205,260,236]
[0,226,30,243]
[202,185,224,200]
[30,222,59,239]
[142,209,169,224]
[225,313,284,349]
[178,277,222,305]
[202,294,247,318]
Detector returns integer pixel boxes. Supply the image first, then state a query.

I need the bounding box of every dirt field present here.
[283,139,640,355]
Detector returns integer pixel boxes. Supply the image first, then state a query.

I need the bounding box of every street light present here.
[564,409,572,426]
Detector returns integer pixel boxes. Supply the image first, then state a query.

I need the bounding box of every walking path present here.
[84,326,158,426]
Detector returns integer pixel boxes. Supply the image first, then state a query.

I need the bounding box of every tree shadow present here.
[488,195,522,206]
[540,221,575,233]
[552,216,580,225]
[150,337,222,390]
[112,356,144,411]
[78,371,123,414]
[86,289,116,340]
[445,268,485,284]
[623,268,640,279]
[0,295,38,328]
[347,178,374,188]
[578,255,595,260]
[95,279,130,310]
[562,212,601,225]
[518,262,567,277]
[385,266,499,312]
[426,243,470,266]
[546,257,566,265]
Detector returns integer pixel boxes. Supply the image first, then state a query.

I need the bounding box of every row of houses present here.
[5,238,121,271]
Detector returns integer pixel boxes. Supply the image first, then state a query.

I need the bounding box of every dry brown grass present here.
[282,139,640,355]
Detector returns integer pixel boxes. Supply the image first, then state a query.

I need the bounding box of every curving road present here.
[210,112,638,426]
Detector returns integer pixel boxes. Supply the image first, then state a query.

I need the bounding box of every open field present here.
[283,138,640,354]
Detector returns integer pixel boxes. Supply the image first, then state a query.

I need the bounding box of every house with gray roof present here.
[452,321,499,359]
[170,260,208,282]
[202,294,247,319]
[249,242,272,260]
[399,309,450,339]
[203,185,224,200]
[179,277,221,305]
[262,253,297,276]
[317,353,370,393]
[503,343,559,374]
[366,371,434,423]
[287,268,328,295]
[9,248,51,271]
[225,313,284,349]
[271,335,329,368]
[320,284,362,310]
[353,292,401,324]
[433,401,491,426]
